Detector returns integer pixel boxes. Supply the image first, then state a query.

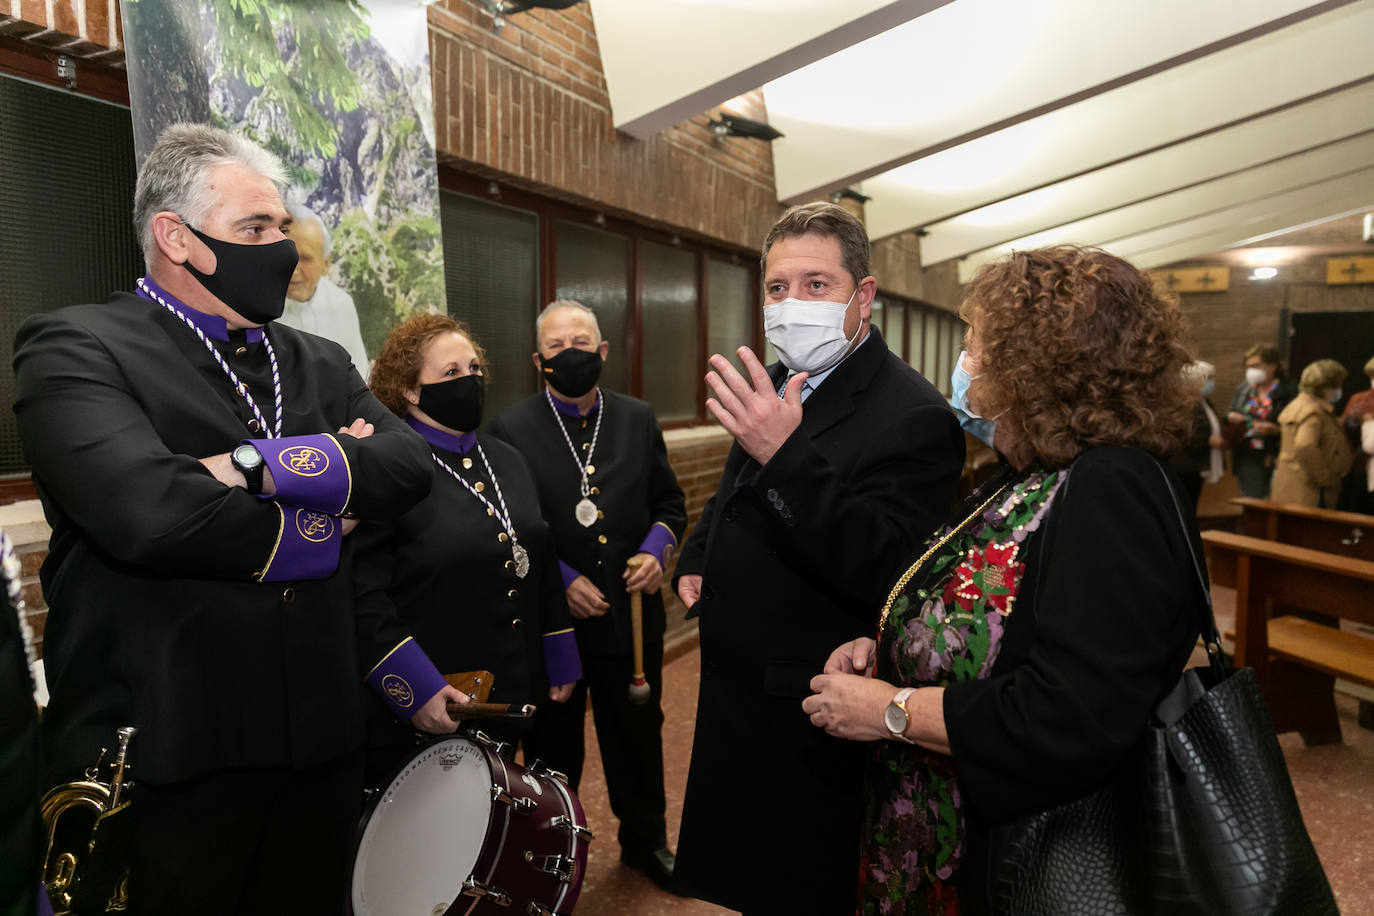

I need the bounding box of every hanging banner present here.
[120,0,445,374]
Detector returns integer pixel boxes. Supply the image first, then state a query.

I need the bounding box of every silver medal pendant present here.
[512,543,530,579]
[575,497,598,527]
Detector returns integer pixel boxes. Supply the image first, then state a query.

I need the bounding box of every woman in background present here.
[1171,359,1226,510]
[1226,343,1297,499]
[1272,358,1353,508]
[1339,355,1374,513]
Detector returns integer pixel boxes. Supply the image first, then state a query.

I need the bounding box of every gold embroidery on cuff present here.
[254,503,287,582]
[364,636,414,681]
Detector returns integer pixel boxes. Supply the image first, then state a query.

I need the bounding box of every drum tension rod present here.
[527,758,570,784]
[550,814,595,841]
[461,876,513,906]
[526,904,553,916]
[491,784,536,812]
[537,853,577,883]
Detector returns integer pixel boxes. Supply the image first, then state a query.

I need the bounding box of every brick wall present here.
[0,1,122,59]
[427,0,780,252]
[1167,214,1374,399]
[659,427,732,648]
[2,0,782,253]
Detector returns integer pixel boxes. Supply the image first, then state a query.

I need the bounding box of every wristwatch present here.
[884,687,917,744]
[231,442,265,495]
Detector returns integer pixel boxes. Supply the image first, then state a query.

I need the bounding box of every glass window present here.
[555,221,631,396]
[939,315,950,398]
[440,192,540,415]
[640,240,699,422]
[905,304,923,372]
[885,302,905,362]
[922,310,940,383]
[708,259,753,375]
[870,296,885,347]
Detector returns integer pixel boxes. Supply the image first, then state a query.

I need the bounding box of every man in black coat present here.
[12,125,432,915]
[487,300,687,889]
[672,202,964,913]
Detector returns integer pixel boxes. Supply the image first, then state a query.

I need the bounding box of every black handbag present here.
[989,462,1338,915]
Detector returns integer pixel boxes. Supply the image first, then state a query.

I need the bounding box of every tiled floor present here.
[569,585,1373,915]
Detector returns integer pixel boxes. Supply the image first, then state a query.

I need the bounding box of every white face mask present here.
[763,288,861,375]
[1244,367,1268,388]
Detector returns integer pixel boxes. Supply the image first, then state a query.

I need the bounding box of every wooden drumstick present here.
[626,556,650,705]
[446,701,536,720]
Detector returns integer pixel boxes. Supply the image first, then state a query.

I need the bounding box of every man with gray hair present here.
[486,299,686,891]
[278,201,371,378]
[13,123,432,913]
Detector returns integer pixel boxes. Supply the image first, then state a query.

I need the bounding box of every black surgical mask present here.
[182,223,298,325]
[539,347,603,398]
[417,374,485,433]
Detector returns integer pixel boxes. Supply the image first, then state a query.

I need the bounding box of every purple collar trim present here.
[548,388,601,418]
[406,415,476,454]
[137,275,263,343]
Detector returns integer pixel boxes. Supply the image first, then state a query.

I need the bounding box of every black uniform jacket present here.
[487,389,686,657]
[675,326,965,684]
[353,431,572,742]
[13,292,432,784]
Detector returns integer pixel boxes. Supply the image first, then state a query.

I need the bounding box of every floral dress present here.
[859,466,1066,915]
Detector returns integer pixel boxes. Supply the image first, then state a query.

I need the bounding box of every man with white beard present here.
[280,202,371,378]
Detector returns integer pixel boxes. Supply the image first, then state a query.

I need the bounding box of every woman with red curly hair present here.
[353,314,580,779]
[805,247,1208,914]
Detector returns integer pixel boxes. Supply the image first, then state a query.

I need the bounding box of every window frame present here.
[439,168,762,428]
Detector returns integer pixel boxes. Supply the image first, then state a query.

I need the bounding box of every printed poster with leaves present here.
[121,0,445,371]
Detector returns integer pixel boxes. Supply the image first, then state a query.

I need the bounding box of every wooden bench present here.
[1232,497,1374,562]
[1201,530,1374,744]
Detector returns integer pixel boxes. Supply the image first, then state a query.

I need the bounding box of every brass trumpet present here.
[41,725,137,914]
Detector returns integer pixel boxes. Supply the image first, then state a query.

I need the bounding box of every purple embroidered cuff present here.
[543,628,582,686]
[364,637,448,722]
[256,504,342,582]
[253,433,351,515]
[637,522,678,566]
[559,559,581,590]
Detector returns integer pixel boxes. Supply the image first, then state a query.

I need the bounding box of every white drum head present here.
[352,738,494,916]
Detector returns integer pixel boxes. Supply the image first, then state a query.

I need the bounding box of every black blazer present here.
[669,326,965,912]
[13,292,432,783]
[675,326,965,686]
[487,389,686,657]
[353,432,572,743]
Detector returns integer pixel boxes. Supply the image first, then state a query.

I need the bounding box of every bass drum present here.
[349,732,592,916]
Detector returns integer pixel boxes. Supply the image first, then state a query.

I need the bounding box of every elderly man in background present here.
[13,124,432,915]
[278,201,371,378]
[487,300,687,891]
[672,202,964,914]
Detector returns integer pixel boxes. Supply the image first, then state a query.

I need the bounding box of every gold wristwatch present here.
[883,687,917,744]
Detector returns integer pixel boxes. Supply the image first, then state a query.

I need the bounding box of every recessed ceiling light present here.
[1250,267,1278,280]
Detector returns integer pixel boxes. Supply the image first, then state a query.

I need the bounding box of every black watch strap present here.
[232,443,265,495]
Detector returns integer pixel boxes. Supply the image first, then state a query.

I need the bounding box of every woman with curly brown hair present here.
[353,313,580,780]
[804,246,1208,914]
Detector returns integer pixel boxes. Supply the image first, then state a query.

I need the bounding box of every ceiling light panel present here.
[768,0,1372,204]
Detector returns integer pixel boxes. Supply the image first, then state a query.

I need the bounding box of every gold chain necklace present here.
[877,483,1011,631]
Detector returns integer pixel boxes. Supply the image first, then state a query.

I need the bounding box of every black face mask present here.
[539,347,603,398]
[182,224,298,325]
[417,374,485,433]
